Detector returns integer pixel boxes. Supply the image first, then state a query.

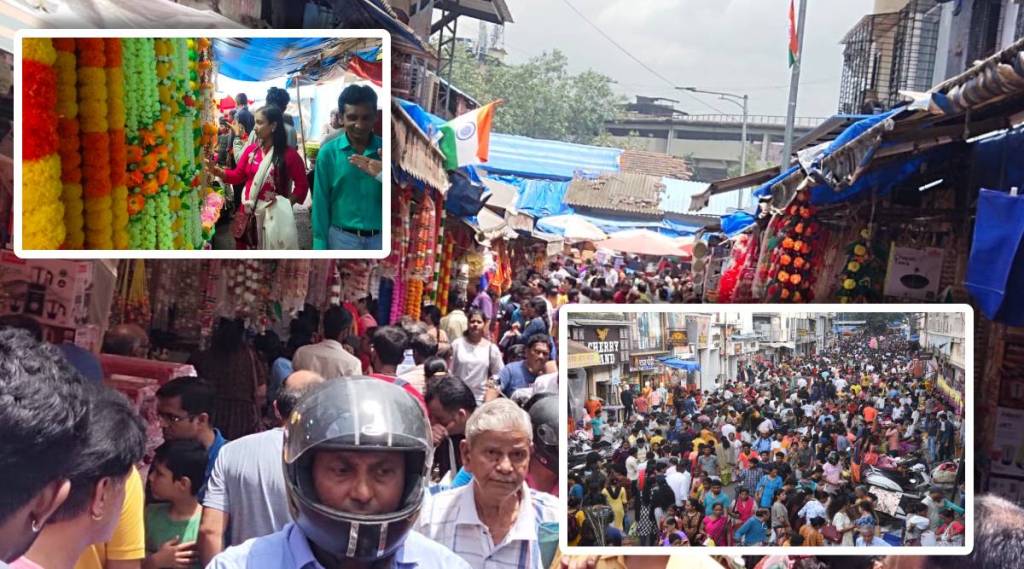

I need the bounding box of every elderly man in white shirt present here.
[291,306,361,379]
[415,398,559,569]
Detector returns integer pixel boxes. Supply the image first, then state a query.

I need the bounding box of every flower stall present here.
[21,37,217,251]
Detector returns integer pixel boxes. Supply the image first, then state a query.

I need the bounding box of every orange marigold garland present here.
[21,38,65,250]
[54,38,84,249]
[106,38,130,249]
[77,38,113,250]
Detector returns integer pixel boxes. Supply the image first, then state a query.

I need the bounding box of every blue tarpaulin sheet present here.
[488,175,572,218]
[658,356,700,371]
[481,133,622,180]
[215,38,343,82]
[397,98,446,138]
[966,189,1024,326]
[535,212,701,238]
[722,211,756,236]
[969,127,1024,193]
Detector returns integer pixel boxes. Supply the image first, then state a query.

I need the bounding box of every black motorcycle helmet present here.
[283,377,432,561]
[525,393,558,473]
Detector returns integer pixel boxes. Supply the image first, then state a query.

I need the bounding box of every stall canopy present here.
[658,356,700,371]
[481,133,622,180]
[214,37,380,82]
[0,0,241,45]
[534,214,607,241]
[595,230,694,257]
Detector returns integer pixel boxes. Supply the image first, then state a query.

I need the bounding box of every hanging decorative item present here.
[106,38,130,249]
[78,38,113,249]
[835,226,888,303]
[21,38,65,250]
[54,38,84,249]
[763,187,826,303]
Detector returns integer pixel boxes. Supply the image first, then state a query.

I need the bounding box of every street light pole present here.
[781,0,809,168]
[676,86,750,209]
[739,94,748,209]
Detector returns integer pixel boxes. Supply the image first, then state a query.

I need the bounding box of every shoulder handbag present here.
[821,523,841,543]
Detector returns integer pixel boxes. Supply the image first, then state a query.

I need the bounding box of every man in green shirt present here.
[313,85,384,250]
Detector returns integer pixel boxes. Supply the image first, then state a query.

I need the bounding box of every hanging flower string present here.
[21,38,65,249]
[53,38,84,249]
[106,38,130,249]
[77,38,113,249]
[764,188,825,303]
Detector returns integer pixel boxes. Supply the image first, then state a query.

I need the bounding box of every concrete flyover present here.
[605,113,826,182]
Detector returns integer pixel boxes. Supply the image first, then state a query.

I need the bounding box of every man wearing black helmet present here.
[207,377,469,569]
[525,393,559,496]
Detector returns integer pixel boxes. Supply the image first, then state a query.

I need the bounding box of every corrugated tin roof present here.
[564,172,664,215]
[479,133,622,180]
[660,178,736,217]
[619,149,691,180]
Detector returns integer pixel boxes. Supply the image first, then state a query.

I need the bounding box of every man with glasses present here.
[155,378,226,497]
[497,334,555,398]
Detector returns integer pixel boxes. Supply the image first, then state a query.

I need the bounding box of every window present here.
[571,327,584,341]
[967,0,1003,64]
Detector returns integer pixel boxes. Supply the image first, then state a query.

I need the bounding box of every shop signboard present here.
[582,326,621,366]
[734,343,742,355]
[0,253,93,330]
[630,352,668,373]
[884,245,944,300]
[696,318,709,348]
[668,329,688,347]
[568,351,602,369]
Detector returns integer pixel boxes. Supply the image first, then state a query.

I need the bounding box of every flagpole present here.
[781,0,808,168]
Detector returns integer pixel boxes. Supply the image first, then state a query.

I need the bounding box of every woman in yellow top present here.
[601,477,628,531]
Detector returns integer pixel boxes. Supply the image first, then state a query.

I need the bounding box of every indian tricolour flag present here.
[788,0,799,67]
[438,102,497,171]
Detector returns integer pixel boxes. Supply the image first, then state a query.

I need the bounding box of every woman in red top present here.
[208,105,308,249]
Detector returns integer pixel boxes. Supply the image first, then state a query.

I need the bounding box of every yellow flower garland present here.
[21,38,65,250]
[107,39,129,249]
[78,39,113,249]
[54,39,84,248]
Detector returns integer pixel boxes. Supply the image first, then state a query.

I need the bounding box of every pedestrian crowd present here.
[567,330,966,549]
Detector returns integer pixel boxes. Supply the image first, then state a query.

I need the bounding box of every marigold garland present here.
[106,39,129,249]
[77,38,113,249]
[53,39,84,248]
[21,38,65,250]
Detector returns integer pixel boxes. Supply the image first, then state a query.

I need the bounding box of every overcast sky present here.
[489,0,875,119]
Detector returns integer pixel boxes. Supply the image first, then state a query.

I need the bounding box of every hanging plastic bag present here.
[965,189,1024,325]
[256,196,299,250]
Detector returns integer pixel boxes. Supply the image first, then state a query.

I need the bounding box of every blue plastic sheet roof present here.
[658,356,700,371]
[214,38,342,82]
[534,211,701,238]
[481,133,622,180]
[487,175,572,218]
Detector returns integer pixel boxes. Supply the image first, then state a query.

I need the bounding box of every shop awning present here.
[568,340,602,369]
[534,214,608,241]
[658,356,700,371]
[594,229,694,257]
[214,37,381,82]
[762,341,796,350]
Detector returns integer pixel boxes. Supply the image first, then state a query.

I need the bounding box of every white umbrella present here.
[537,214,607,241]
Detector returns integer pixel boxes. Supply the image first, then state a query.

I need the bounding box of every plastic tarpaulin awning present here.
[480,133,622,181]
[0,0,242,42]
[489,175,572,218]
[536,212,701,238]
[658,356,700,371]
[215,38,345,82]
[966,189,1024,326]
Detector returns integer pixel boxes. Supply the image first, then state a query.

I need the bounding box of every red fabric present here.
[370,373,427,416]
[222,143,309,203]
[348,57,383,86]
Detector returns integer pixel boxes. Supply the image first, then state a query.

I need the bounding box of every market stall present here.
[19,35,384,251]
